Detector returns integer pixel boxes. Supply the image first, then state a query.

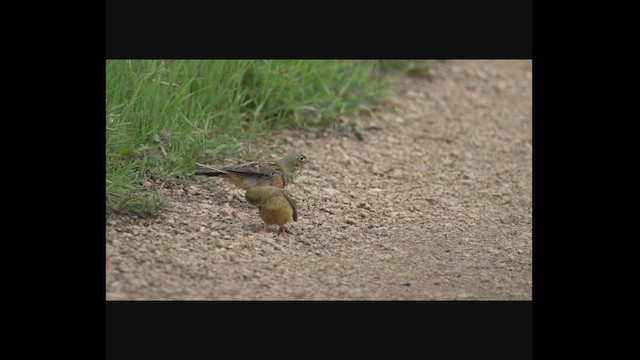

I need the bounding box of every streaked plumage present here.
[195,153,309,189]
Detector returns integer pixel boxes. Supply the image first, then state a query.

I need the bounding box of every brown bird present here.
[195,153,309,190]
[245,186,298,236]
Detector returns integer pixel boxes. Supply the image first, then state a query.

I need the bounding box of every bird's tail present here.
[194,172,225,176]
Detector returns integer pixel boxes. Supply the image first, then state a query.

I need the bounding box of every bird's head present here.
[281,153,310,182]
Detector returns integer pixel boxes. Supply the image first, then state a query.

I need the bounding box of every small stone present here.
[324,188,341,196]
[500,214,515,224]
[213,238,226,248]
[390,168,404,178]
[392,116,406,124]
[321,207,336,215]
[296,236,311,245]
[210,231,221,237]
[219,206,234,217]
[370,165,384,175]
[371,226,389,234]
[129,278,148,288]
[357,202,371,210]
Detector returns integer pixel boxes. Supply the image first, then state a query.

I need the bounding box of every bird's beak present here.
[304,159,311,165]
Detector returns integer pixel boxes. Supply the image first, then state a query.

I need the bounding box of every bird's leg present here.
[278,226,288,236]
[262,223,269,232]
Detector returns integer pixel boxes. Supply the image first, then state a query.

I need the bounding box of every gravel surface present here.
[106,60,532,300]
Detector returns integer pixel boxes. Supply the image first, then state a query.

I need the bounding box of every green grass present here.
[374,60,442,77]
[106,60,390,217]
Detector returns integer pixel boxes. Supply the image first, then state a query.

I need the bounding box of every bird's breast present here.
[259,198,294,226]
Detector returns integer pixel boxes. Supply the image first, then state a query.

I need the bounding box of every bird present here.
[195,153,310,190]
[245,186,298,236]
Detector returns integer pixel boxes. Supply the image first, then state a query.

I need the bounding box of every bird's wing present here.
[226,160,281,176]
[282,191,298,221]
[196,161,280,175]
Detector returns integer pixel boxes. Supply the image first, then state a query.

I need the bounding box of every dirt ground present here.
[106,60,532,300]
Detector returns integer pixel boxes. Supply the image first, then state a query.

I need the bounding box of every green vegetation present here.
[375,60,442,76]
[106,60,391,217]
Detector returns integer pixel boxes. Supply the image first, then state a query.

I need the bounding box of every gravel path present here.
[106,60,532,300]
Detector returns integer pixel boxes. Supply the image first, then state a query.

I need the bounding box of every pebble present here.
[390,168,404,178]
[324,188,341,196]
[370,165,384,175]
[213,238,226,248]
[296,236,311,245]
[371,226,389,235]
